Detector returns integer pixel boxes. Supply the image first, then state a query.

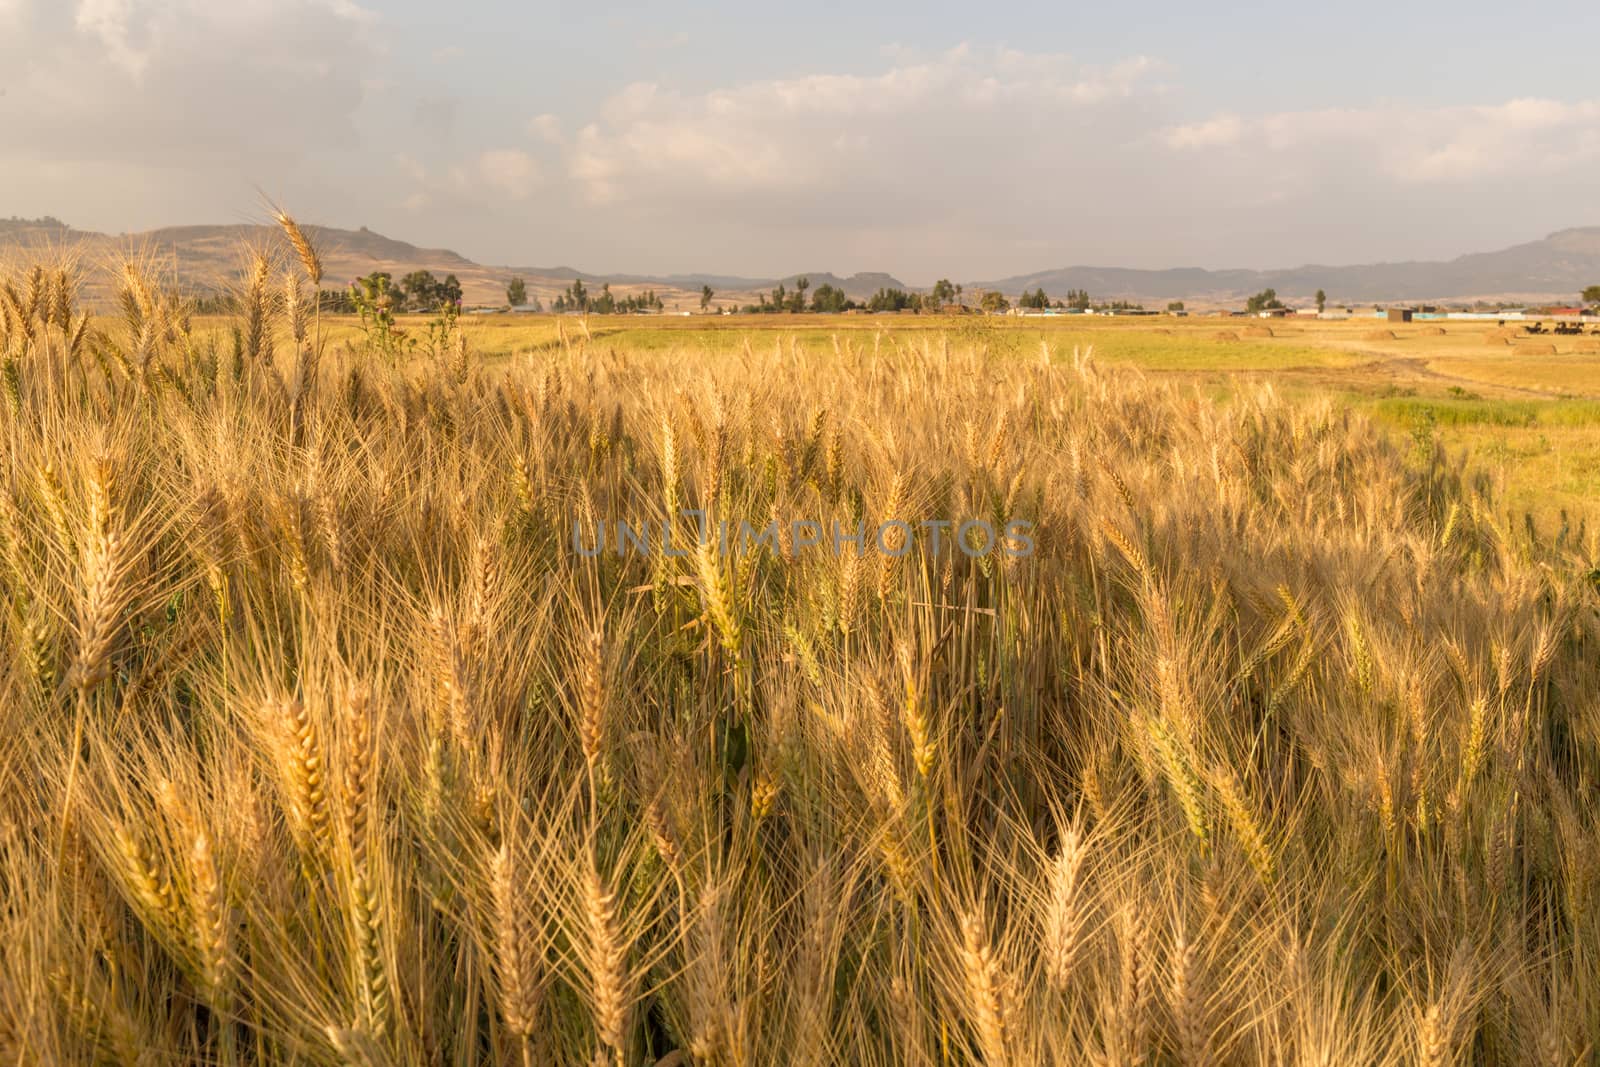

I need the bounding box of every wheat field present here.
[1,227,1599,1065]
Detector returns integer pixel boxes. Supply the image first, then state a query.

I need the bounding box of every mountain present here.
[0,218,906,310]
[0,219,514,301]
[1,216,75,240]
[4,216,1597,309]
[973,227,1600,305]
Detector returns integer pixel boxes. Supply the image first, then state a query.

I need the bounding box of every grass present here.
[298,313,1360,370]
[3,237,1599,1065]
[1434,355,1600,397]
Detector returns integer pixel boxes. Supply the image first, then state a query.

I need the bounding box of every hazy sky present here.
[2,0,1598,282]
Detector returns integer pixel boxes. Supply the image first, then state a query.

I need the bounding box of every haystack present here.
[1242,325,1274,338]
[1518,343,1557,356]
[1212,330,1241,342]
[1362,329,1396,341]
[1417,325,1446,336]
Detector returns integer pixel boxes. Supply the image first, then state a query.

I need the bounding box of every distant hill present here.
[0,218,906,310]
[973,227,1600,305]
[0,219,506,304]
[0,217,79,252]
[4,216,1597,309]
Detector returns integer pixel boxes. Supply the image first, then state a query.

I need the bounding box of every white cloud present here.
[0,0,377,163]
[73,0,143,77]
[5,18,1599,281]
[565,45,1164,206]
[1163,114,1243,150]
[527,113,565,145]
[517,48,1600,274]
[470,149,541,201]
[394,148,545,216]
[1163,98,1600,184]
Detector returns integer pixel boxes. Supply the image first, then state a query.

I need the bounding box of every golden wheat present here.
[0,246,1594,1065]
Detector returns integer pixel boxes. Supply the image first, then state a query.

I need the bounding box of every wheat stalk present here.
[189,828,232,1008]
[279,697,331,856]
[273,208,323,286]
[1209,763,1276,886]
[583,856,630,1061]
[957,909,1011,1067]
[490,843,547,1050]
[1042,824,1086,994]
[1169,922,1211,1066]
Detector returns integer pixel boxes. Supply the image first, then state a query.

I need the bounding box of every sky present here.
[2,0,1598,283]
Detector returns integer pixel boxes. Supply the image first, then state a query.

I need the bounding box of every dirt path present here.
[1280,345,1572,400]
[1371,355,1558,399]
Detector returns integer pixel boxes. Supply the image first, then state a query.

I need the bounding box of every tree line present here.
[550,279,664,314]
[332,271,463,314]
[205,272,1600,319]
[732,277,1000,314]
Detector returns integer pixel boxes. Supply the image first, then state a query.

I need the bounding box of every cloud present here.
[469,150,541,201]
[525,48,1600,274]
[395,149,544,216]
[1163,114,1243,150]
[1163,98,1600,184]
[565,45,1165,208]
[0,0,377,167]
[7,18,1599,281]
[73,0,150,78]
[526,113,565,145]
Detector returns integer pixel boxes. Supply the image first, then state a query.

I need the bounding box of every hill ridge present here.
[4,217,1598,307]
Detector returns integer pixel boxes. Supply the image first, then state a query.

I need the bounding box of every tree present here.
[439,274,462,310]
[394,271,461,312]
[400,270,438,311]
[1315,288,1327,313]
[788,277,810,313]
[1582,285,1600,305]
[700,284,714,311]
[810,283,849,313]
[1019,287,1051,310]
[979,290,1010,314]
[317,289,355,313]
[554,278,589,313]
[930,279,956,307]
[507,277,527,307]
[1246,288,1284,314]
[1167,301,1185,313]
[866,288,915,313]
